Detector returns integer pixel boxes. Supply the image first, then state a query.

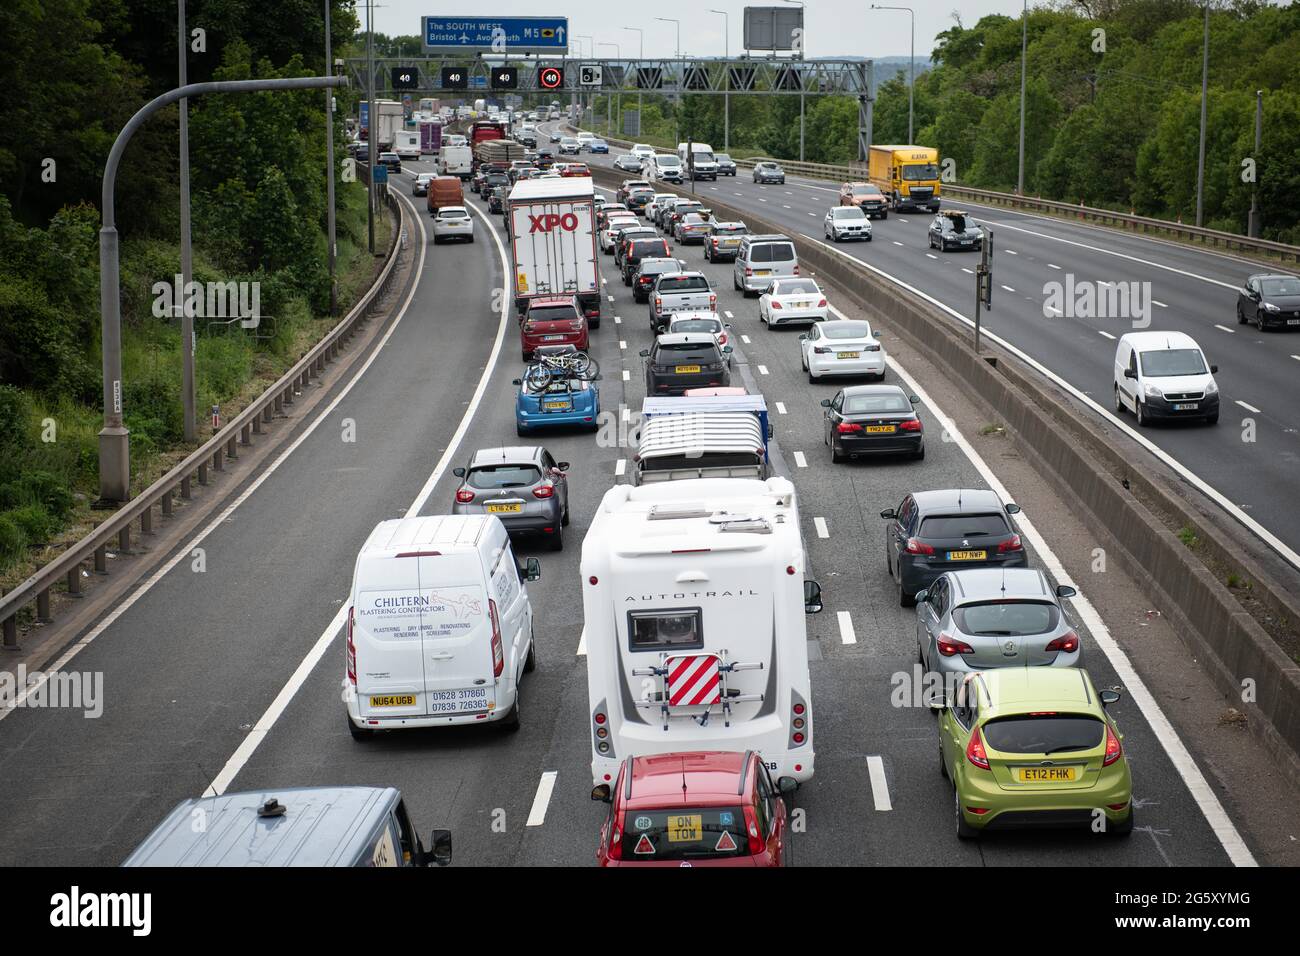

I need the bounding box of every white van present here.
[344,515,541,738]
[677,142,718,181]
[438,144,473,179]
[1113,330,1220,426]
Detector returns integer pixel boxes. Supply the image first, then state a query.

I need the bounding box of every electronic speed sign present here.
[538,66,565,90]
[441,67,468,89]
[391,67,419,90]
[492,66,518,89]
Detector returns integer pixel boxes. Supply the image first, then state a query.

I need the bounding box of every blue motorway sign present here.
[421,16,569,55]
[359,101,369,129]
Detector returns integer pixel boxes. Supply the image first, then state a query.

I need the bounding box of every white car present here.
[800,319,886,382]
[445,134,467,147]
[559,137,581,155]
[664,311,733,364]
[600,216,640,253]
[575,131,596,145]
[759,277,829,328]
[432,206,474,244]
[630,143,656,162]
[824,206,873,242]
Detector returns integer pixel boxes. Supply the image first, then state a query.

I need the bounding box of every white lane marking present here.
[837,611,857,645]
[734,192,743,196]
[892,241,903,246]
[205,196,513,793]
[1153,299,1168,308]
[1098,330,1116,340]
[813,516,829,538]
[1292,355,1300,362]
[1001,285,1016,293]
[622,369,630,381]
[615,458,626,476]
[1048,263,1061,269]
[1006,249,1017,255]
[621,405,630,423]
[601,277,607,284]
[793,451,807,468]
[576,629,587,656]
[758,364,769,375]
[1236,400,1261,413]
[961,267,974,274]
[619,340,627,350]
[776,401,787,414]
[807,237,1300,573]
[741,334,752,344]
[1214,324,1235,333]
[926,253,937,260]
[783,204,792,209]
[855,302,1256,867]
[1044,305,1062,315]
[897,218,908,223]
[759,198,768,203]
[866,756,893,811]
[614,315,622,325]
[526,771,558,827]
[724,310,734,318]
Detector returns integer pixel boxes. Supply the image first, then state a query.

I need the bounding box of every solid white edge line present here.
[526,771,559,826]
[836,610,857,646]
[793,451,807,468]
[204,195,513,796]
[850,300,1256,866]
[803,234,1300,573]
[866,755,892,811]
[813,516,829,539]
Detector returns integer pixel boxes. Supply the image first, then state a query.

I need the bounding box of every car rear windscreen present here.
[775,279,819,295]
[630,240,669,257]
[658,276,710,293]
[526,306,578,324]
[843,394,910,414]
[823,323,869,339]
[953,601,1060,636]
[670,319,721,334]
[655,344,719,365]
[620,807,750,860]
[467,464,540,489]
[752,243,795,263]
[981,715,1104,755]
[918,514,1009,538]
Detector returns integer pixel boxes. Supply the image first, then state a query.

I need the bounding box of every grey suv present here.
[733,234,799,296]
[452,446,571,550]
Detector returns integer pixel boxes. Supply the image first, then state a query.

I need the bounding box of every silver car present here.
[433,206,474,244]
[915,568,1081,678]
[452,447,570,551]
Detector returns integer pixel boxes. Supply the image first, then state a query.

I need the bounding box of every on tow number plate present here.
[667,814,702,842]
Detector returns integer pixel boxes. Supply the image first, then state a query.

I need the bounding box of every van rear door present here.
[415,553,495,716]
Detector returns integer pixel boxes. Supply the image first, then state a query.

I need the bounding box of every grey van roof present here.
[121,786,401,867]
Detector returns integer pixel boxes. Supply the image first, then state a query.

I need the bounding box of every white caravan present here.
[581,477,822,786]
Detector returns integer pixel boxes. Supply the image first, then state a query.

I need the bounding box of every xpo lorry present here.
[507,177,602,327]
[868,145,942,213]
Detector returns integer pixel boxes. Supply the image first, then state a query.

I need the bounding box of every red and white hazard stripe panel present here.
[667,655,722,706]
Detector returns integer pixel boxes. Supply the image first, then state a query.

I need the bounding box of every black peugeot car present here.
[880,489,1026,606]
[1236,273,1300,331]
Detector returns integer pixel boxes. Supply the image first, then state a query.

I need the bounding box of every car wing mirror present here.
[1210,364,1218,374]
[927,693,950,713]
[1056,584,1077,599]
[1005,503,1021,515]
[523,557,542,582]
[909,395,920,404]
[512,378,522,386]
[914,588,929,604]
[426,829,453,867]
[803,580,823,614]
[1099,689,1122,707]
[452,467,466,478]
[819,398,832,407]
[777,776,798,796]
[639,349,650,357]
[591,784,613,803]
[1124,368,1138,379]
[556,462,570,471]
[880,508,896,520]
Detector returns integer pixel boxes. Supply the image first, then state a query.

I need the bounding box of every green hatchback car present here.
[932,667,1133,839]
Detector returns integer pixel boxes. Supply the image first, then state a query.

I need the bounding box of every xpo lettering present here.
[529,212,579,233]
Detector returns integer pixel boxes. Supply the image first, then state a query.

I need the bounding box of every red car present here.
[560,163,591,178]
[592,751,794,867]
[520,296,589,361]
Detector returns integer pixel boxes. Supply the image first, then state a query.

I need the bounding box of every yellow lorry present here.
[867,145,942,213]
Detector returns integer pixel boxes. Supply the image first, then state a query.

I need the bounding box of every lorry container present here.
[419,119,442,155]
[867,145,941,213]
[473,138,527,169]
[372,99,405,151]
[426,176,464,215]
[507,177,601,327]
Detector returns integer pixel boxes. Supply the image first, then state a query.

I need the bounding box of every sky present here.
[367,1,1036,61]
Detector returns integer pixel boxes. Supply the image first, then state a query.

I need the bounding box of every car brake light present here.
[966,727,991,770]
[718,333,727,346]
[522,322,535,333]
[817,298,827,307]
[813,346,831,354]
[1103,724,1123,766]
[743,805,764,855]
[708,294,717,307]
[837,422,863,434]
[455,488,475,503]
[570,320,583,331]
[899,419,923,432]
[345,607,357,684]
[533,484,555,498]
[905,537,935,555]
[745,268,753,276]
[654,297,661,308]
[490,599,504,678]
[998,534,1023,553]
[937,633,975,657]
[608,821,623,861]
[793,265,800,276]
[770,300,783,309]
[1044,631,1079,654]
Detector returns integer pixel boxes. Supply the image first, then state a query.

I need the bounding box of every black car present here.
[820,385,924,463]
[631,257,684,304]
[880,489,1027,606]
[377,152,402,174]
[640,333,732,396]
[715,153,737,176]
[488,184,508,214]
[753,161,785,184]
[622,238,674,286]
[615,228,662,270]
[928,211,983,252]
[625,188,655,214]
[617,179,653,204]
[1237,273,1300,331]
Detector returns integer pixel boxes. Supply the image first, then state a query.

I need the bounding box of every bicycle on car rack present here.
[523,345,599,392]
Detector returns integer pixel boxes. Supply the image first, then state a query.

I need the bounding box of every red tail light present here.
[708,294,717,308]
[793,265,800,275]
[966,727,991,770]
[905,537,935,555]
[1103,724,1123,766]
[345,607,357,684]
[998,534,1023,553]
[899,419,923,432]
[1044,631,1079,654]
[836,422,863,434]
[743,805,764,854]
[817,298,827,307]
[745,268,753,276]
[770,300,783,309]
[490,599,504,678]
[654,296,662,308]
[533,484,555,498]
[455,488,475,503]
[608,820,624,860]
[937,634,974,657]
[813,346,831,354]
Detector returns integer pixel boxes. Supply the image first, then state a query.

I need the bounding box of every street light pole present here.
[711,9,730,152]
[366,0,375,254]
[624,26,644,138]
[97,74,350,503]
[177,0,196,442]
[1017,0,1027,195]
[324,0,338,317]
[871,5,914,143]
[1195,1,1210,227]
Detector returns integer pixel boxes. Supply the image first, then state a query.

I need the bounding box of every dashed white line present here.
[757,364,769,375]
[926,253,937,260]
[808,211,817,216]
[607,295,615,302]
[622,369,630,381]
[1236,400,1261,413]
[776,402,787,414]
[1214,324,1235,333]
[724,310,734,318]
[741,334,752,344]
[793,451,807,468]
[526,771,558,827]
[1292,354,1300,362]
[961,267,974,274]
[1006,250,1017,256]
[1044,305,1062,316]
[1153,300,1168,308]
[892,241,904,246]
[837,611,857,645]
[866,756,892,811]
[614,458,626,476]
[1001,285,1015,293]
[614,315,622,324]
[620,405,630,423]
[813,517,829,538]
[783,204,792,209]
[897,218,908,223]
[1098,330,1116,340]
[619,340,627,350]
[1048,263,1061,270]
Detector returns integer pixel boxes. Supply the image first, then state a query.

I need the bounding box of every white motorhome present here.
[581,477,822,786]
[677,142,719,181]
[394,129,421,160]
[343,515,540,738]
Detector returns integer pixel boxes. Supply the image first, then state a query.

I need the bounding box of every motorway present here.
[562,126,1300,567]
[0,146,1278,867]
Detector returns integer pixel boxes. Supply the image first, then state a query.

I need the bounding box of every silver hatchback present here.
[452,447,571,551]
[915,568,1081,677]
